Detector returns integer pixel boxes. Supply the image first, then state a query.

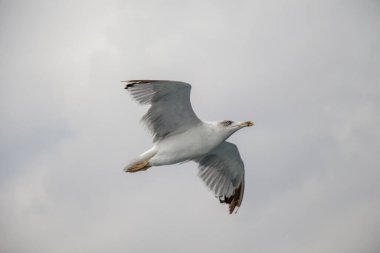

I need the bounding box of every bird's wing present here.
[124,80,201,141]
[194,141,245,214]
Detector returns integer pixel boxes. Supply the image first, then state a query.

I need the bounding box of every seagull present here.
[123,80,254,214]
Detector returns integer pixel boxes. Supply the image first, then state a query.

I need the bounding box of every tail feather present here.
[124,146,157,173]
[125,160,151,173]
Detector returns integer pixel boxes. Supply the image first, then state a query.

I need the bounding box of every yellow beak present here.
[240,121,255,127]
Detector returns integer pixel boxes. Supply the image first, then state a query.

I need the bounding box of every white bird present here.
[123,80,254,214]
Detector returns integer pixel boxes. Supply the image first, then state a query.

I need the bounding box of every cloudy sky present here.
[1,0,380,252]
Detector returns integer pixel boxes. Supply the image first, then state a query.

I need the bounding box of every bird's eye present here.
[222,120,233,126]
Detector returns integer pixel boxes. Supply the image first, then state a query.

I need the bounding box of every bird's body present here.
[149,121,228,166]
[123,80,254,214]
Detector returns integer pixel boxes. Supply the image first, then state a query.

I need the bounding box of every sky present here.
[1,0,380,252]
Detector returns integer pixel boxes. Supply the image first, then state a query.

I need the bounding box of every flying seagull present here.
[123,80,254,214]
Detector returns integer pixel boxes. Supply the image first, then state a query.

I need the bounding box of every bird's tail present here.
[124,146,158,173]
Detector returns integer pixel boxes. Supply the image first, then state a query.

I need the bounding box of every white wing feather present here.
[195,141,245,214]
[125,80,201,142]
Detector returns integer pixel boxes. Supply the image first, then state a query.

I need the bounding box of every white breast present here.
[149,122,225,166]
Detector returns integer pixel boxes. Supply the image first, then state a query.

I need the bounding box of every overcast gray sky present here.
[1,0,380,252]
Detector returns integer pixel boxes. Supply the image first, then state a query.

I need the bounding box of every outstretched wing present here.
[124,80,201,141]
[194,141,245,214]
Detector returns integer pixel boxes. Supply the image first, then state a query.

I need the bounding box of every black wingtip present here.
[122,80,156,89]
[125,83,134,89]
[121,81,135,89]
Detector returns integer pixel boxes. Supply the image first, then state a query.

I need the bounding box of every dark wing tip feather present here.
[122,80,155,89]
[219,179,244,214]
[124,83,134,89]
[122,80,184,88]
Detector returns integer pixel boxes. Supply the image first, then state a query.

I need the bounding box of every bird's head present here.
[217,120,254,139]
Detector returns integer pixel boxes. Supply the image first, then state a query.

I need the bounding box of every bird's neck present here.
[202,121,233,142]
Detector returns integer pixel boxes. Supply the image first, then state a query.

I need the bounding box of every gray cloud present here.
[1,0,379,252]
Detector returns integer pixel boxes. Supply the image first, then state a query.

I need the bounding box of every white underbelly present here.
[149,126,222,166]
